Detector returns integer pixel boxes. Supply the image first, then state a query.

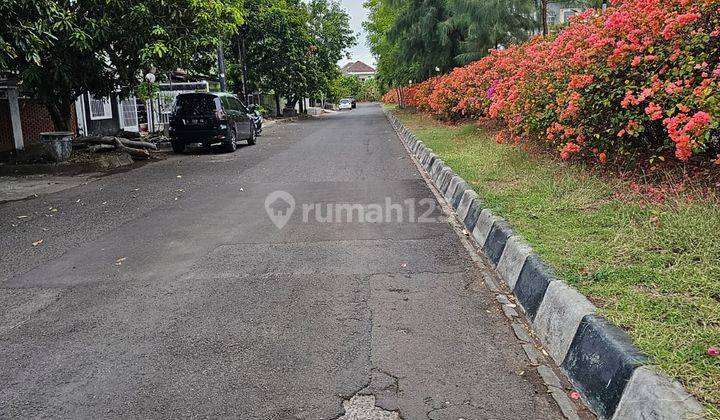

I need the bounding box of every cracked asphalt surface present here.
[0,104,563,419]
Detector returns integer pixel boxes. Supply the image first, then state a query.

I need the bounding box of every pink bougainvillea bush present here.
[384,0,720,164]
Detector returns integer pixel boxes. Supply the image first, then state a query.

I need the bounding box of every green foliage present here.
[329,74,363,102]
[0,1,67,70]
[364,0,598,83]
[239,0,311,101]
[444,0,538,64]
[136,82,160,102]
[238,0,355,108]
[304,0,357,99]
[359,78,381,101]
[387,0,460,81]
[363,0,414,89]
[329,74,381,102]
[3,0,244,130]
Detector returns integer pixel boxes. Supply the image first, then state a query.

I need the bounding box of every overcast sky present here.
[338,0,375,68]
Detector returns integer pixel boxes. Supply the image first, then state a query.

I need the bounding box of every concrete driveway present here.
[0,104,565,418]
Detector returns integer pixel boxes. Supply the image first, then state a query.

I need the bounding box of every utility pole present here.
[217,44,227,92]
[236,24,249,102]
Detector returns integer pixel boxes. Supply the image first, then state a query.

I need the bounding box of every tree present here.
[359,78,381,102]
[365,0,601,86]
[304,0,357,101]
[444,0,537,64]
[234,0,314,115]
[0,1,66,72]
[329,74,363,102]
[3,0,244,131]
[363,0,414,89]
[387,0,462,81]
[235,0,354,114]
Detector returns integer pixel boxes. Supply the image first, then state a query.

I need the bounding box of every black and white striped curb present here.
[384,109,705,420]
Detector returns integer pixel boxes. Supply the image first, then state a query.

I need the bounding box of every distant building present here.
[547,2,583,26]
[341,61,376,82]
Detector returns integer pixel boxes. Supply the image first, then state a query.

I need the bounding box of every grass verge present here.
[393,109,720,418]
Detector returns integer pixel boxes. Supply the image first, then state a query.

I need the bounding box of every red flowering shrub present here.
[383,0,720,164]
[382,90,398,104]
[382,85,421,107]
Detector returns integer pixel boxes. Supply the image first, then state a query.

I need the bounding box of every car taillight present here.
[215,110,226,121]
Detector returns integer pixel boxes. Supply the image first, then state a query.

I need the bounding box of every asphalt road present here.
[0,104,563,419]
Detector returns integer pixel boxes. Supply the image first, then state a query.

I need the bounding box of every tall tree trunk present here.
[396,88,405,109]
[541,0,548,36]
[286,96,298,110]
[275,93,282,117]
[233,35,243,96]
[46,99,72,132]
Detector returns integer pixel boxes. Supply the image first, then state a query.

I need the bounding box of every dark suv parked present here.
[169,92,256,153]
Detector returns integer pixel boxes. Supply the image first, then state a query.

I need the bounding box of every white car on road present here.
[338,98,353,110]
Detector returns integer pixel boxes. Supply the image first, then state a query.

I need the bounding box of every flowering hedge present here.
[384,0,720,164]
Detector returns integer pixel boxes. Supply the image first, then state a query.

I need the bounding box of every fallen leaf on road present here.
[76,199,81,203]
[17,215,28,219]
[116,257,126,263]
[177,175,182,178]
[570,391,581,400]
[32,239,44,247]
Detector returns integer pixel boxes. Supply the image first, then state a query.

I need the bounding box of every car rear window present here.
[174,94,220,116]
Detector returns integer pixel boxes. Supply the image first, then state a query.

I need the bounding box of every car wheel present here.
[223,129,238,153]
[171,140,185,154]
[247,127,257,145]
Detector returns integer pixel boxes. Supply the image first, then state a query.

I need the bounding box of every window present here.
[547,11,558,25]
[118,97,138,130]
[89,96,113,120]
[561,9,577,23]
[174,94,220,116]
[230,97,246,112]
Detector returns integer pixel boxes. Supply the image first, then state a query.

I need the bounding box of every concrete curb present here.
[383,109,704,420]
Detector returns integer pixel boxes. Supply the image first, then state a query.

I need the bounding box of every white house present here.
[547,2,584,26]
[341,61,376,82]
